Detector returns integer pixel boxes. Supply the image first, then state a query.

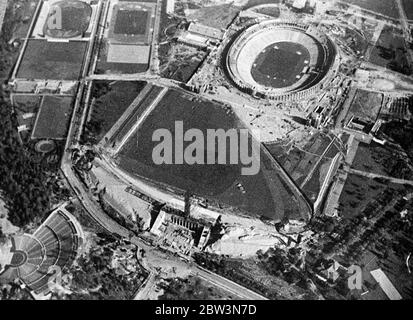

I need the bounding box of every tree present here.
[0,97,51,227]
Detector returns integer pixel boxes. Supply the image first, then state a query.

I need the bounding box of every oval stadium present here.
[43,0,92,39]
[226,21,339,101]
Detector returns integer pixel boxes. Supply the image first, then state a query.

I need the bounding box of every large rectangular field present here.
[117,89,305,222]
[16,39,88,80]
[32,96,74,139]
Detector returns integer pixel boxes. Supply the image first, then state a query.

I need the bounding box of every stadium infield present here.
[32,96,74,140]
[115,89,306,222]
[251,41,311,88]
[16,39,88,80]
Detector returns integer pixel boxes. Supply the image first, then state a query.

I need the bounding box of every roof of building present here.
[370,269,402,300]
[188,22,224,40]
[293,0,307,9]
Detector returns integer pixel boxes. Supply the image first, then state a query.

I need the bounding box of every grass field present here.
[109,85,164,144]
[351,142,413,180]
[108,4,154,45]
[118,89,301,222]
[369,26,412,75]
[0,0,38,80]
[402,0,413,20]
[346,90,383,123]
[338,174,389,220]
[266,132,337,185]
[16,39,87,80]
[251,41,310,88]
[185,4,240,29]
[83,81,147,144]
[32,96,74,139]
[253,6,281,18]
[114,10,148,35]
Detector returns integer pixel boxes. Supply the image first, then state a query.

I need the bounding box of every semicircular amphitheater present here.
[226,20,339,101]
[0,208,83,296]
[43,0,92,39]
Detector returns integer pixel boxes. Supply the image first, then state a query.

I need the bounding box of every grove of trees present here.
[0,97,51,227]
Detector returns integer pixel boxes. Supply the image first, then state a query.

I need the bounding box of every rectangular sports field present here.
[32,96,74,139]
[114,10,149,35]
[16,39,88,80]
[108,3,155,45]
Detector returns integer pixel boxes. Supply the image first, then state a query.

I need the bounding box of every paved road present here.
[300,136,336,189]
[396,0,412,42]
[346,168,413,186]
[114,86,168,154]
[395,0,413,71]
[134,272,157,300]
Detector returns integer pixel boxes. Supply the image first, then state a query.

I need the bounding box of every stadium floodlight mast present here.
[46,6,62,30]
[151,121,261,176]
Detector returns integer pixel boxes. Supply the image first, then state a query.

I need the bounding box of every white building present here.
[370,269,402,300]
[166,0,175,14]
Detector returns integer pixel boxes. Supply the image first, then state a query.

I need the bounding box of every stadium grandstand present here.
[226,20,339,102]
[0,207,84,297]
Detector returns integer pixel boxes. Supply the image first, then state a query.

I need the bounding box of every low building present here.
[150,208,213,256]
[178,32,209,49]
[292,0,307,10]
[187,23,224,41]
[166,0,175,14]
[370,269,402,300]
